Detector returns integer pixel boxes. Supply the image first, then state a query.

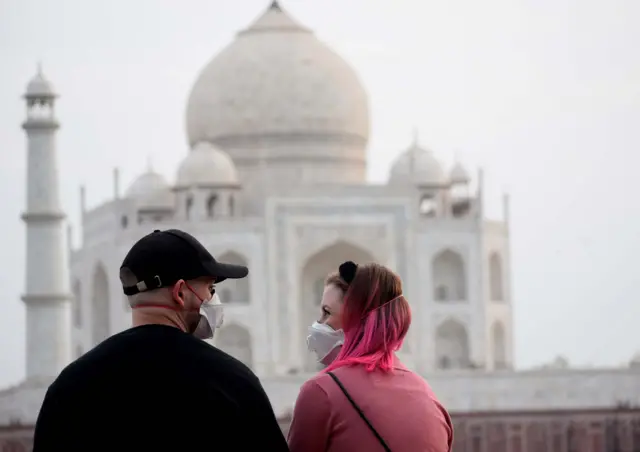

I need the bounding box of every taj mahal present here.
[1,2,640,450]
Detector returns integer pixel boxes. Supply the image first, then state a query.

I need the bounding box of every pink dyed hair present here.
[324,263,411,373]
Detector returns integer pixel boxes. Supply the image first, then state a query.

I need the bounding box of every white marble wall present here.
[2,367,640,426]
[261,367,640,418]
[70,187,516,380]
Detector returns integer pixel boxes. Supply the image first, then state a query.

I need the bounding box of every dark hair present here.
[324,263,411,373]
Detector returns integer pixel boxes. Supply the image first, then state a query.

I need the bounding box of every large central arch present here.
[299,240,375,372]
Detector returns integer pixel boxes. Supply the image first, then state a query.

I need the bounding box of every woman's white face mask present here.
[307,322,344,365]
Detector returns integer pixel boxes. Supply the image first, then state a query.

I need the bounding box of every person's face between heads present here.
[318,284,344,331]
[173,277,215,333]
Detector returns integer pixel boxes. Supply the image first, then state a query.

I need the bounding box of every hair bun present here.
[339,261,358,285]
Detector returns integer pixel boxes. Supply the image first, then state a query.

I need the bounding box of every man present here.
[33,229,289,451]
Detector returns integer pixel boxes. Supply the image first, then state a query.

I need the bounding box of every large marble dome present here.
[185,1,370,179]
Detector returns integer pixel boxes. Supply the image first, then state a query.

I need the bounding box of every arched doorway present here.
[91,263,110,346]
[216,251,250,304]
[215,323,253,369]
[489,252,504,301]
[299,241,375,372]
[434,318,470,369]
[432,249,467,301]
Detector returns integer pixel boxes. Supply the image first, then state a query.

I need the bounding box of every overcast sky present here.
[1,0,639,387]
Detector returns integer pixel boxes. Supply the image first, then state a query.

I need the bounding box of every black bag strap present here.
[327,371,392,452]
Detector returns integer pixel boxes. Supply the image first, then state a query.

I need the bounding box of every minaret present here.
[21,66,72,380]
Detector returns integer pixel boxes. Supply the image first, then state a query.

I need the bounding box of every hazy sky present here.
[1,0,639,387]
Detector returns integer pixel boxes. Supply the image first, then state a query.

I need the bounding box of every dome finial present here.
[146,155,153,172]
[270,0,281,10]
[410,128,421,171]
[37,61,43,76]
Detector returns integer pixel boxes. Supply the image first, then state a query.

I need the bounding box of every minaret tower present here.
[21,66,71,380]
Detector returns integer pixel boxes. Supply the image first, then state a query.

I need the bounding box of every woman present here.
[306,271,349,367]
[289,261,453,452]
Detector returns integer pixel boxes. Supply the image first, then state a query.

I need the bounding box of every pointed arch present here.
[206,193,218,218]
[215,323,253,369]
[489,252,504,301]
[91,263,110,346]
[492,321,507,369]
[300,240,375,371]
[301,240,375,285]
[228,195,235,216]
[72,279,82,328]
[216,251,249,303]
[432,249,467,301]
[435,318,470,369]
[185,195,194,220]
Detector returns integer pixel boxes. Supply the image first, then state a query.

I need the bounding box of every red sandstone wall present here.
[451,409,640,452]
[0,426,33,452]
[276,408,640,451]
[3,409,639,451]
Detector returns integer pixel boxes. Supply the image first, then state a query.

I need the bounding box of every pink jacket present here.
[288,358,453,452]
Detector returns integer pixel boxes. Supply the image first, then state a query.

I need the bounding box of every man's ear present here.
[172,280,186,307]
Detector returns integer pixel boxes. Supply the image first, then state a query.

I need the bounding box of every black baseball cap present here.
[120,229,248,296]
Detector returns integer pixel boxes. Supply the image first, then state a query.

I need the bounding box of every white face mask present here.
[307,322,344,365]
[193,293,224,340]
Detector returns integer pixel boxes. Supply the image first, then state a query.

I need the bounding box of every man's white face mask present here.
[193,293,224,340]
[307,322,344,365]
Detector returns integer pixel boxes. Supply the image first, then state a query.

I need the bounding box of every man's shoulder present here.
[198,345,265,394]
[52,325,261,390]
[52,327,188,380]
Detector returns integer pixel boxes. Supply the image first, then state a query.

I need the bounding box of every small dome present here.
[450,162,470,184]
[138,190,175,211]
[25,67,56,98]
[388,143,447,186]
[126,171,174,210]
[126,171,169,198]
[176,142,239,188]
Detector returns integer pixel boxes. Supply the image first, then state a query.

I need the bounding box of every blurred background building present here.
[0,2,639,451]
